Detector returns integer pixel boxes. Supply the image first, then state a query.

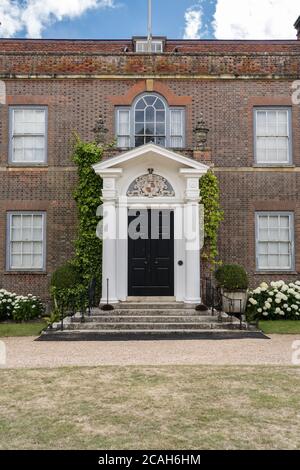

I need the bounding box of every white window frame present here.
[6,212,46,272]
[9,106,48,165]
[254,107,292,166]
[255,211,295,272]
[115,94,185,149]
[135,40,163,53]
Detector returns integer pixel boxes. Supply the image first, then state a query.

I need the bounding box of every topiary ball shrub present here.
[50,262,82,290]
[215,264,249,291]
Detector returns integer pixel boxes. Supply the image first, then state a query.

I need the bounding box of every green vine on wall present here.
[200,170,224,270]
[72,137,103,291]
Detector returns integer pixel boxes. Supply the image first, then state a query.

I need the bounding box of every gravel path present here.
[1,335,300,368]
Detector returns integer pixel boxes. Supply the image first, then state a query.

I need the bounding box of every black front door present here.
[128,210,174,296]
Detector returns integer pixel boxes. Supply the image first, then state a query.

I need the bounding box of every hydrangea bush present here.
[0,289,44,322]
[247,281,300,321]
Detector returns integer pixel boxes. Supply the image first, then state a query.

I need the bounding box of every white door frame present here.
[93,144,209,304]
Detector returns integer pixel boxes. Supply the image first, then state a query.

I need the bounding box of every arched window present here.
[116,93,185,149]
[134,95,166,147]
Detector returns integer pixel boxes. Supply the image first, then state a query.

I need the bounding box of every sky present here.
[0,0,299,40]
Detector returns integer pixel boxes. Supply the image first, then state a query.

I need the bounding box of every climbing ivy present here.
[72,137,103,293]
[200,170,224,270]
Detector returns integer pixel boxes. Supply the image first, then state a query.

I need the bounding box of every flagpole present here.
[147,0,152,53]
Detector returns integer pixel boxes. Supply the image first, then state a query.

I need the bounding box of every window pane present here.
[156,110,165,122]
[156,137,166,146]
[118,110,130,135]
[14,108,45,135]
[156,123,165,135]
[145,96,156,106]
[33,242,43,254]
[256,111,266,136]
[170,110,182,135]
[118,136,130,148]
[155,98,165,110]
[135,111,144,122]
[11,242,22,254]
[22,254,32,268]
[145,123,155,135]
[135,136,144,147]
[170,137,183,148]
[279,255,290,268]
[11,255,22,268]
[145,106,155,121]
[135,123,144,135]
[33,254,43,268]
[136,99,146,110]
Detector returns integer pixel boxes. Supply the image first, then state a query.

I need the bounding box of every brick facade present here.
[0,37,300,301]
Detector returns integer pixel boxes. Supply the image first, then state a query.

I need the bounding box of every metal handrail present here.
[199,277,245,329]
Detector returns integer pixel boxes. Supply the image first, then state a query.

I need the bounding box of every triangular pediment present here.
[93,143,210,173]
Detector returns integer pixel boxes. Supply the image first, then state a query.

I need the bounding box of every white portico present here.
[93,143,209,304]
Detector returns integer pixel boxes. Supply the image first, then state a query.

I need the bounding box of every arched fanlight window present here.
[134,95,166,147]
[116,93,185,149]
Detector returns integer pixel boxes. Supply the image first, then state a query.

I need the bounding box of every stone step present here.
[66,322,244,331]
[92,309,209,316]
[39,329,264,341]
[97,303,197,311]
[72,315,219,324]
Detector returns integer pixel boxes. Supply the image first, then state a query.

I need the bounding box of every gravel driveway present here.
[1,334,300,368]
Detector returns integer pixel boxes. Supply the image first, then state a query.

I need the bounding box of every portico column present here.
[98,170,122,304]
[183,175,202,304]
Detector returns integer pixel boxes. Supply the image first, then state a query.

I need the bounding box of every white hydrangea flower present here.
[249,298,257,305]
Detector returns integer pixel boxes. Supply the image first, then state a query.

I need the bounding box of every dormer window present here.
[116,93,185,149]
[134,38,164,53]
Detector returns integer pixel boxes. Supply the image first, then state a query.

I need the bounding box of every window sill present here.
[7,164,48,168]
[253,164,295,168]
[4,271,47,275]
[254,271,298,275]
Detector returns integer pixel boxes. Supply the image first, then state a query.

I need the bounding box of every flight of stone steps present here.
[40,301,261,340]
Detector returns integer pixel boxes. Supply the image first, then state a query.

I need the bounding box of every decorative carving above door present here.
[127,169,175,198]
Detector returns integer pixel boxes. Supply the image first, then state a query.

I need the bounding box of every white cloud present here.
[213,0,299,39]
[184,5,203,39]
[0,0,116,38]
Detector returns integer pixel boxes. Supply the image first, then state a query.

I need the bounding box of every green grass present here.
[259,320,300,334]
[0,366,300,450]
[0,321,46,337]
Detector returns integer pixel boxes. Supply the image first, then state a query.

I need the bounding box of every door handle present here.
[154,260,159,265]
[144,261,148,265]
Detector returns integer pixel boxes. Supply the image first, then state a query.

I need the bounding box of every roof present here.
[0,38,299,54]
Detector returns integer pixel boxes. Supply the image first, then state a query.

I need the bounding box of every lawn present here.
[0,321,46,337]
[259,320,300,335]
[0,366,300,450]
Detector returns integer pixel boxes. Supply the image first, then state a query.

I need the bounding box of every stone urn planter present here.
[221,289,248,315]
[215,264,249,317]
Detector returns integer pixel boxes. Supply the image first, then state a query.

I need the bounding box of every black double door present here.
[128,210,174,296]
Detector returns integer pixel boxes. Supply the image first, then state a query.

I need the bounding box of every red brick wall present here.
[0,40,299,300]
